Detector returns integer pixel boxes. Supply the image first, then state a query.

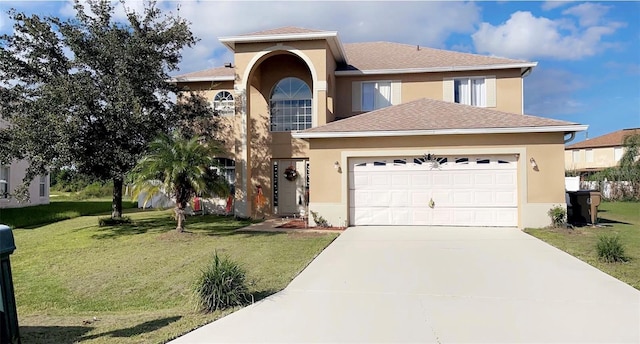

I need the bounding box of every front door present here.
[274,159,308,216]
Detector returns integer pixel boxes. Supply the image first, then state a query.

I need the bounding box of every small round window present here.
[213,91,235,116]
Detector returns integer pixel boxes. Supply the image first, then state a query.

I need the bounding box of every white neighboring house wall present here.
[0,159,50,209]
[136,186,231,215]
[137,190,175,209]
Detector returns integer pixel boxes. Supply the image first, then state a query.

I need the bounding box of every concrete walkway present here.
[171,226,640,343]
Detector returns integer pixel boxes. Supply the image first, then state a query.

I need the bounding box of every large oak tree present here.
[0,0,211,217]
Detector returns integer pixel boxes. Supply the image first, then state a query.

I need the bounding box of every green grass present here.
[0,192,137,228]
[525,201,640,290]
[12,210,338,343]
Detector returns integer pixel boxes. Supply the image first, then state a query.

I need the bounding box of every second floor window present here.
[213,91,235,116]
[270,77,312,132]
[362,81,392,111]
[454,78,486,107]
[572,150,580,163]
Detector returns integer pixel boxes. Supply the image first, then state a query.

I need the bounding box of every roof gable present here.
[566,128,640,149]
[294,98,586,138]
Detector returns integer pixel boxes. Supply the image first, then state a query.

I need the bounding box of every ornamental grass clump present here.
[195,252,252,313]
[596,236,628,263]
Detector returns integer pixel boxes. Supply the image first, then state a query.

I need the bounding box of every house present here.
[0,119,50,209]
[172,26,587,228]
[565,128,640,175]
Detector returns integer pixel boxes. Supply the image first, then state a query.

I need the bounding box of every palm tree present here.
[132,133,230,232]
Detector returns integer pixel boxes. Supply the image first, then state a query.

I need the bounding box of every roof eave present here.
[168,76,235,83]
[219,31,347,63]
[292,124,589,139]
[335,62,538,76]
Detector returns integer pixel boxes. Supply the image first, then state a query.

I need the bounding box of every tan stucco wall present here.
[565,146,622,171]
[334,68,524,118]
[305,132,566,227]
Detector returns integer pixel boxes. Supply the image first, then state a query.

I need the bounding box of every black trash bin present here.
[0,225,20,344]
[567,190,601,226]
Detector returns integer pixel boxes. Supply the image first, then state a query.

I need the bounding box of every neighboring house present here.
[172,26,587,228]
[565,128,640,175]
[0,119,50,209]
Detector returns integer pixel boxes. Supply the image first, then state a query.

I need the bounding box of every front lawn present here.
[525,201,640,290]
[0,192,137,228]
[12,210,338,343]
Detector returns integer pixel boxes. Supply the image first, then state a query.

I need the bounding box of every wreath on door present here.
[284,165,298,181]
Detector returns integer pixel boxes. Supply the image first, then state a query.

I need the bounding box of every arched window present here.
[270,77,312,132]
[213,91,234,116]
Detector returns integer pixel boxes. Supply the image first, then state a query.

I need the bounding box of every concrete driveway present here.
[171,226,640,343]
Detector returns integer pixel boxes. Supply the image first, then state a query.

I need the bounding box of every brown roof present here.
[301,98,577,133]
[340,42,530,71]
[172,66,235,80]
[566,128,640,149]
[239,26,330,37]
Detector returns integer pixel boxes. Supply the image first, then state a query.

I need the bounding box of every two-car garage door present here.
[349,155,518,227]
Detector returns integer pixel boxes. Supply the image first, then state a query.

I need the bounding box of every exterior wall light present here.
[530,157,539,171]
[334,161,342,173]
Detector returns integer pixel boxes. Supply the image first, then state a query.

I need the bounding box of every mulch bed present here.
[277,219,346,231]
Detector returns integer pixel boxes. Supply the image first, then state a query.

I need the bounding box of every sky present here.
[0,1,638,143]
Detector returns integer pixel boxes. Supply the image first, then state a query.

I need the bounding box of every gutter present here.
[335,62,538,76]
[292,125,589,139]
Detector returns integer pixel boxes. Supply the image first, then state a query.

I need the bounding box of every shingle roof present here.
[340,42,531,71]
[172,66,235,80]
[239,26,330,37]
[177,27,535,81]
[566,128,640,149]
[300,98,577,134]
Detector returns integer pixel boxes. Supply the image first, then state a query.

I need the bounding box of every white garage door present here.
[349,155,518,227]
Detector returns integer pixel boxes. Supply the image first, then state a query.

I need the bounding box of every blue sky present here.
[1,1,638,143]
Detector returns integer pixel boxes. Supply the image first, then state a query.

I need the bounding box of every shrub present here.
[77,182,113,199]
[98,216,132,227]
[310,210,330,227]
[195,252,252,313]
[596,236,628,263]
[547,205,566,228]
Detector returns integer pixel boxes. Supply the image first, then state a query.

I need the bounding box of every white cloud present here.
[562,3,610,27]
[541,1,576,11]
[524,68,586,116]
[472,10,623,60]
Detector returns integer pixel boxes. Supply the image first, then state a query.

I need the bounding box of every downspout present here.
[564,132,576,144]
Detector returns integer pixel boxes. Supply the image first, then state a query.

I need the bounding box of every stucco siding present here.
[334,68,523,118]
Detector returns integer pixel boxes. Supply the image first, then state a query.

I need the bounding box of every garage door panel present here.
[432,190,453,206]
[411,192,431,207]
[453,173,473,186]
[411,210,432,225]
[432,174,451,187]
[391,174,410,188]
[452,190,474,206]
[390,191,409,207]
[411,174,430,186]
[474,173,494,186]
